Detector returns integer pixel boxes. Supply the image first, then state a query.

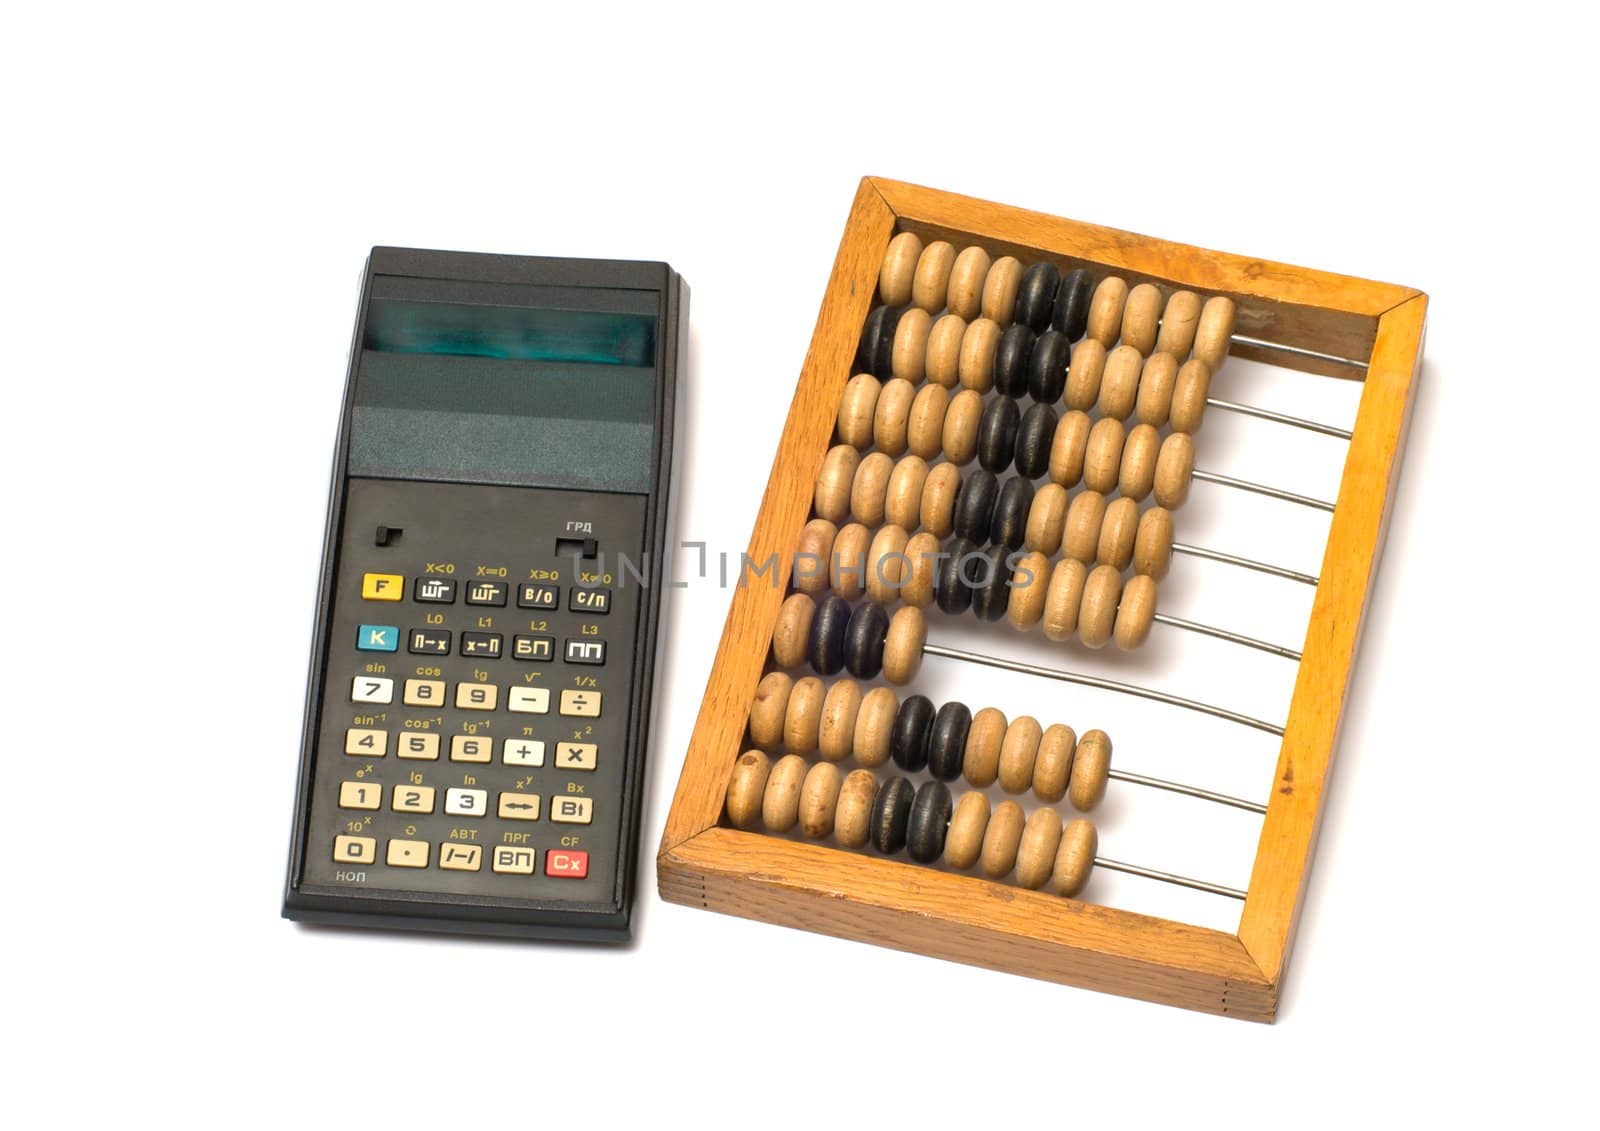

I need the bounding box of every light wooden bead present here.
[1097,497,1139,571]
[798,761,843,838]
[1154,432,1196,509]
[944,792,990,870]
[793,518,837,595]
[980,800,1025,878]
[911,240,957,313]
[1042,558,1088,642]
[1032,723,1077,803]
[1005,551,1050,631]
[1061,489,1107,563]
[1016,807,1064,890]
[1114,574,1157,651]
[963,706,1007,787]
[920,462,961,537]
[1134,352,1179,429]
[1025,483,1069,554]
[890,306,932,384]
[1086,276,1129,347]
[947,246,992,320]
[1133,506,1175,580]
[1120,282,1162,355]
[748,672,793,750]
[851,451,893,526]
[942,388,984,466]
[1156,289,1201,359]
[772,592,815,669]
[853,686,898,767]
[1082,417,1126,494]
[866,524,910,605]
[837,373,880,448]
[1193,295,1237,369]
[878,231,922,306]
[762,753,808,832]
[884,455,928,530]
[1048,410,1092,487]
[882,606,926,685]
[925,314,966,387]
[981,255,1023,326]
[957,317,1000,392]
[1098,344,1142,420]
[783,676,825,754]
[834,769,879,848]
[1064,339,1107,411]
[813,445,858,524]
[1078,563,1123,649]
[831,522,871,600]
[1118,423,1160,501]
[724,750,771,829]
[906,386,948,461]
[818,679,863,762]
[1052,817,1097,896]
[902,531,941,608]
[1169,358,1213,433]
[998,715,1044,793]
[872,378,915,456]
[1069,729,1112,811]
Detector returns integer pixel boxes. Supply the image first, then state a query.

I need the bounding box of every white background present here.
[5,2,1594,1126]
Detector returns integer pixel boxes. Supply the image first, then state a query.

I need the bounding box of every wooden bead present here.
[1069,729,1112,811]
[1063,338,1106,411]
[906,386,948,461]
[1082,417,1125,494]
[1015,403,1057,480]
[992,323,1034,397]
[1120,282,1162,355]
[762,753,808,832]
[998,715,1044,793]
[772,592,814,669]
[872,378,915,456]
[980,800,1025,879]
[866,524,910,606]
[1170,358,1213,433]
[1133,506,1175,579]
[1061,489,1107,563]
[1024,482,1069,554]
[1027,329,1071,404]
[850,451,893,527]
[837,373,880,448]
[1048,410,1091,488]
[1114,574,1157,651]
[870,775,914,853]
[884,455,928,530]
[834,769,878,847]
[891,693,935,771]
[1005,551,1050,631]
[1032,723,1077,803]
[977,396,1020,473]
[1193,295,1237,369]
[818,678,863,762]
[871,305,905,378]
[1134,352,1178,428]
[1078,564,1122,649]
[813,444,858,524]
[1052,817,1097,896]
[890,306,932,384]
[902,531,940,608]
[990,477,1034,551]
[1014,261,1061,331]
[1097,497,1139,571]
[1097,344,1142,420]
[831,522,870,600]
[953,468,999,542]
[925,313,966,387]
[878,231,922,306]
[926,701,971,782]
[963,706,1006,787]
[842,601,888,679]
[882,606,925,685]
[853,686,898,767]
[906,780,953,863]
[793,518,837,595]
[1052,268,1094,340]
[1118,423,1160,501]
[1042,558,1088,641]
[968,544,1010,623]
[911,240,957,313]
[856,305,890,375]
[946,246,991,320]
[1156,290,1201,359]
[944,791,990,870]
[941,388,983,467]
[980,255,1023,326]
[1086,276,1128,347]
[1016,806,1064,889]
[748,671,793,749]
[809,594,850,675]
[1153,432,1196,509]
[724,750,771,830]
[920,462,961,537]
[783,675,825,754]
[957,317,1000,392]
[798,761,843,838]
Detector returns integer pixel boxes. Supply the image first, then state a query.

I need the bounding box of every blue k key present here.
[357,624,399,652]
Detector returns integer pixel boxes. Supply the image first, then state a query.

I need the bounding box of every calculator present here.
[283,247,685,940]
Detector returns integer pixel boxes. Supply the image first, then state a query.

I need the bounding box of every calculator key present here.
[438,844,482,872]
[449,735,493,763]
[357,624,399,652]
[386,839,429,868]
[460,632,503,659]
[455,682,499,710]
[444,787,488,816]
[508,686,550,714]
[350,675,394,704]
[555,742,598,771]
[517,583,560,609]
[564,639,606,665]
[333,835,377,864]
[550,796,594,825]
[391,784,436,813]
[546,849,589,879]
[465,580,509,606]
[503,738,546,767]
[396,732,440,760]
[559,689,601,717]
[497,792,542,821]
[408,628,452,655]
[492,846,537,875]
[569,587,611,614]
[413,577,457,603]
[338,781,382,810]
[344,727,388,756]
[512,634,555,662]
[403,678,446,707]
[361,573,404,601]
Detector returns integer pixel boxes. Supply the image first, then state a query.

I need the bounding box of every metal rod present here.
[1107,769,1268,815]
[1172,541,1318,587]
[1152,612,1302,662]
[921,642,1285,737]
[1193,468,1336,512]
[1203,396,1353,440]
[1094,856,1248,900]
[1230,333,1368,373]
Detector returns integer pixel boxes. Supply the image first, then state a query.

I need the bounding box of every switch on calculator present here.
[284,248,684,940]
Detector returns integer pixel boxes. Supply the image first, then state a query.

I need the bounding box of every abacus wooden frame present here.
[657,176,1425,1021]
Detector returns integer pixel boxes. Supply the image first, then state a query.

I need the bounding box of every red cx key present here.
[545,850,589,879]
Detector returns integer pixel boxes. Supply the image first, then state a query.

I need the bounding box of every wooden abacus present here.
[658,177,1425,1020]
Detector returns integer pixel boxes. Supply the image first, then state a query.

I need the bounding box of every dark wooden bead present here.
[808,594,850,676]
[1014,262,1061,332]
[873,305,909,378]
[926,701,972,781]
[857,305,888,374]
[1028,329,1070,403]
[1015,403,1058,480]
[870,775,915,854]
[891,694,935,771]
[977,396,1021,472]
[970,544,1011,622]
[993,323,1035,398]
[990,476,1035,551]
[934,536,978,615]
[953,469,999,542]
[842,600,889,679]
[906,780,954,863]
[1052,269,1094,340]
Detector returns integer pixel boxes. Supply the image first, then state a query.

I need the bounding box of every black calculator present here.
[283,247,685,940]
